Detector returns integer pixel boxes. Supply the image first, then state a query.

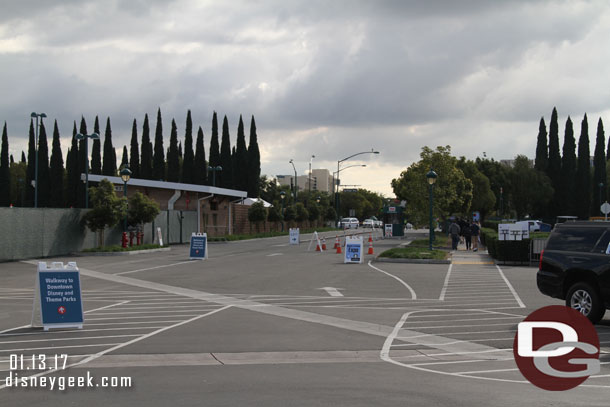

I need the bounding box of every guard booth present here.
[382,204,405,237]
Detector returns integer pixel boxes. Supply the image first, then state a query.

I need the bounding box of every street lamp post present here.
[332,164,367,223]
[309,155,315,195]
[76,132,100,208]
[426,168,438,251]
[335,149,378,222]
[30,112,47,208]
[289,159,298,202]
[208,166,222,187]
[280,191,286,232]
[120,167,132,232]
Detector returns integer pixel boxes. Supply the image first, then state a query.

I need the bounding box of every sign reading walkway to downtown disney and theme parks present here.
[189,233,208,260]
[32,262,84,331]
[289,228,300,245]
[344,236,363,264]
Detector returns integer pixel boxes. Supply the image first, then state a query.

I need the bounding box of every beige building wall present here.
[276,169,334,194]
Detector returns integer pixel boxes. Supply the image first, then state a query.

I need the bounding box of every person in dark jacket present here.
[448,220,461,250]
[471,221,480,252]
[462,222,472,250]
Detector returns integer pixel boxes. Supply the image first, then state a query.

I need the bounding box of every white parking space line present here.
[114,260,198,275]
[0,334,142,345]
[367,261,417,300]
[494,265,526,308]
[266,253,283,257]
[439,264,452,300]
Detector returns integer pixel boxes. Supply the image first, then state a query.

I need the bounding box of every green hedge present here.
[480,227,530,262]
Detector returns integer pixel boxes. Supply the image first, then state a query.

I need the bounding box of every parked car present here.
[362,219,375,228]
[515,220,542,232]
[537,221,610,323]
[340,217,359,229]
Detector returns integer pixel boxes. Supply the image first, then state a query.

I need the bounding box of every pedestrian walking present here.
[458,218,467,244]
[448,219,461,250]
[471,221,480,252]
[463,222,472,250]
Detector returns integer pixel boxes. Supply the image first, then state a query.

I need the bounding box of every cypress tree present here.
[77,117,88,208]
[140,114,152,179]
[547,107,561,217]
[194,126,207,185]
[592,118,606,212]
[178,142,182,159]
[234,115,249,191]
[534,117,548,172]
[37,121,51,207]
[219,115,233,189]
[181,110,194,184]
[247,115,261,197]
[90,116,102,175]
[129,119,139,178]
[152,108,165,180]
[575,114,591,219]
[0,122,10,206]
[21,151,26,163]
[10,154,14,165]
[65,121,79,207]
[167,119,180,182]
[208,112,221,185]
[231,146,237,190]
[102,117,117,176]
[559,117,577,215]
[26,119,35,206]
[49,120,64,208]
[120,145,129,169]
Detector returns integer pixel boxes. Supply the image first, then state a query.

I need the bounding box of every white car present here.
[362,219,375,228]
[341,217,359,229]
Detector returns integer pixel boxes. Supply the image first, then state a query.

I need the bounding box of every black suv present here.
[537,221,610,323]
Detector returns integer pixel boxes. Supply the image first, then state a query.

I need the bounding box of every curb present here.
[78,247,171,256]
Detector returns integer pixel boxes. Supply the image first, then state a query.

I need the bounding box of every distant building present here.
[276,169,335,193]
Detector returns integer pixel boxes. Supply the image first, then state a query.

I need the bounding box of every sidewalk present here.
[450,240,495,265]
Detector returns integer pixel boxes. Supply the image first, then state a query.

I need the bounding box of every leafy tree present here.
[248,201,267,232]
[194,126,207,185]
[547,107,561,217]
[127,191,160,241]
[102,117,117,176]
[0,122,9,206]
[593,118,606,213]
[392,146,472,225]
[308,202,321,224]
[49,120,64,208]
[25,119,35,206]
[9,159,27,207]
[295,202,309,222]
[247,116,261,197]
[284,205,296,224]
[559,117,577,215]
[219,115,233,189]
[65,122,79,207]
[267,202,283,223]
[37,121,51,207]
[129,119,140,178]
[534,117,548,172]
[575,114,591,219]
[167,119,180,182]
[153,108,165,180]
[83,179,127,247]
[181,110,194,184]
[140,114,152,179]
[234,115,249,191]
[509,156,553,219]
[91,116,102,175]
[457,158,496,219]
[325,206,337,222]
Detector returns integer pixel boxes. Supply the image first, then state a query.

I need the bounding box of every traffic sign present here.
[601,202,610,215]
[189,233,208,260]
[344,236,363,264]
[289,228,300,245]
[32,262,84,331]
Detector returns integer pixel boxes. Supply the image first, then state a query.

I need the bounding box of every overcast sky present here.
[2,0,610,196]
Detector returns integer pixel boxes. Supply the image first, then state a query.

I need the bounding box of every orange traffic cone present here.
[336,242,342,254]
[316,241,321,251]
[333,236,339,249]
[322,237,327,251]
[368,233,373,243]
[367,239,374,255]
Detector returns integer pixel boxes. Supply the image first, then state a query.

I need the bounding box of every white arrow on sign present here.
[319,287,344,297]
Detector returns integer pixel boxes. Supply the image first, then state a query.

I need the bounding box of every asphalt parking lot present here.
[1,230,609,406]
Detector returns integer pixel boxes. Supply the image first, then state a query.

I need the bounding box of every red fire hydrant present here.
[137,231,143,246]
[121,232,128,248]
[129,231,135,247]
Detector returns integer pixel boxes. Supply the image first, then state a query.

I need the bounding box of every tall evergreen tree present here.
[247,115,261,197]
[152,108,165,180]
[575,114,591,219]
[559,117,577,215]
[140,114,152,179]
[37,121,51,207]
[26,119,35,206]
[21,151,26,163]
[90,116,102,175]
[547,107,561,217]
[193,126,207,185]
[534,117,548,172]
[0,122,10,206]
[207,112,221,185]
[102,117,117,176]
[65,122,79,207]
[592,118,606,212]
[77,117,88,207]
[49,120,64,208]
[129,119,139,178]
[234,115,249,191]
[219,115,233,189]
[167,119,180,182]
[181,110,194,184]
